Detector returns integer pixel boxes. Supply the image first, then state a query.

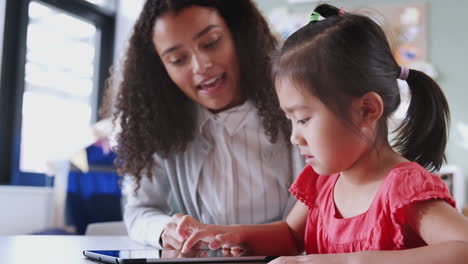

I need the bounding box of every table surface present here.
[0,235,152,264]
[0,235,268,264]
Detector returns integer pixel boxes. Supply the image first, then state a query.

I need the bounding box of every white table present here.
[0,235,269,264]
[0,235,153,264]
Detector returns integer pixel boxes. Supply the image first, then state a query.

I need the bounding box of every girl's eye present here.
[297,118,310,125]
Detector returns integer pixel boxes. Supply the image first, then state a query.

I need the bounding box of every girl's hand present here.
[181,224,241,254]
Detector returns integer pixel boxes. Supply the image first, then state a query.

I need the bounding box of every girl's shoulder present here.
[289,165,338,209]
[384,162,456,210]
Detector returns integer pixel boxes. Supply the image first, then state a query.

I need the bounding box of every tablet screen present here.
[83,249,277,263]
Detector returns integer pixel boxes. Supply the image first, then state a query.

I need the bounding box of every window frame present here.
[0,0,115,185]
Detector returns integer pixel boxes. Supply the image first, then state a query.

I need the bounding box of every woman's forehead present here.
[153,6,222,40]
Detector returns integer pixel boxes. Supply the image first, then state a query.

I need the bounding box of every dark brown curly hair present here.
[112,0,290,190]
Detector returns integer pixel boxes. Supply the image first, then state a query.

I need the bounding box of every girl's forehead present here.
[276,78,321,107]
[275,77,312,96]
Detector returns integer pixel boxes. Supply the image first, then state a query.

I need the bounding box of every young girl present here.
[174,4,468,263]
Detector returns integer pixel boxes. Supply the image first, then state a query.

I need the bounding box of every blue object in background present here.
[65,143,122,234]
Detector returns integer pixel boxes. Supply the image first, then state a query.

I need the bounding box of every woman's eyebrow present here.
[161,25,220,57]
[193,25,219,41]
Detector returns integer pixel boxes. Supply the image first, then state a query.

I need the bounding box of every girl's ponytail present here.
[392,69,450,171]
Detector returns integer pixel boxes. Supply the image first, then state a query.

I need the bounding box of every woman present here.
[113,0,303,249]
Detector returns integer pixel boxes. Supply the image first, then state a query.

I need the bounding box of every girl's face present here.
[276,78,369,176]
[153,6,242,112]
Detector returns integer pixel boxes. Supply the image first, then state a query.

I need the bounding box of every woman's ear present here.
[352,92,384,127]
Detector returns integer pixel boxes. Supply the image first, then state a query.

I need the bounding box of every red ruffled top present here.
[289,162,456,254]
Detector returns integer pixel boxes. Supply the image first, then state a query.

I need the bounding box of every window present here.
[84,0,116,10]
[0,0,5,76]
[0,0,115,185]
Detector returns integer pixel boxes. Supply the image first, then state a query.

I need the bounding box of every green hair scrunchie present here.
[309,11,325,23]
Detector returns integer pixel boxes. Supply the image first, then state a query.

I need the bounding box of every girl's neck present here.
[340,140,408,185]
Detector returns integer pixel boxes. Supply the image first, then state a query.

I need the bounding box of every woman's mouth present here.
[198,73,226,95]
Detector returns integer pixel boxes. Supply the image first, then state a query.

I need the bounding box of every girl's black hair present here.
[272,4,449,171]
[111,0,288,191]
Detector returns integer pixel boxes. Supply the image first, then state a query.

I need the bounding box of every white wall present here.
[113,0,145,65]
[0,186,54,235]
[104,0,145,112]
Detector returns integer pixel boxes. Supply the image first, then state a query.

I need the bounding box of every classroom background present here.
[0,0,467,236]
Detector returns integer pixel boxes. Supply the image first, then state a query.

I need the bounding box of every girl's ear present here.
[352,92,384,127]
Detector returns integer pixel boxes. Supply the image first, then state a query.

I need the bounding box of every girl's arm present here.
[362,199,468,264]
[271,199,468,264]
[181,201,309,256]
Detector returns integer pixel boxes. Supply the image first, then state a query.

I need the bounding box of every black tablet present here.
[83,249,277,264]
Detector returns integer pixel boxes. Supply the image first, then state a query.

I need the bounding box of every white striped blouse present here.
[197,101,296,225]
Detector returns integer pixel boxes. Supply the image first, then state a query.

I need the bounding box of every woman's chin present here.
[203,98,244,113]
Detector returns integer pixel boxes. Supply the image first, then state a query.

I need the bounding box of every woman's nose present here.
[192,53,213,74]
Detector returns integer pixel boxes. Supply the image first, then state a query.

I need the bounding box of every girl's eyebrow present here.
[283,104,311,114]
[160,25,220,57]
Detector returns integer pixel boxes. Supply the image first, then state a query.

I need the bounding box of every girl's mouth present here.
[304,155,314,164]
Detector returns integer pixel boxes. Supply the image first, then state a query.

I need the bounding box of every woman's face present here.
[153,6,242,112]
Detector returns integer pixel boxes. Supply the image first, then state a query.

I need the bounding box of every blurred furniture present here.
[0,186,54,235]
[436,165,465,212]
[65,144,122,234]
[85,221,127,236]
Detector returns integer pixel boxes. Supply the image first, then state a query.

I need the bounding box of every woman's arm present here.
[123,159,174,247]
[181,201,309,256]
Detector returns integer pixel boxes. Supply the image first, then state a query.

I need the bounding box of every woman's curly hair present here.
[112,0,290,190]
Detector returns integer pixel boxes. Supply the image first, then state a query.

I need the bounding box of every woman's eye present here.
[297,118,310,125]
[169,56,186,65]
[203,37,220,49]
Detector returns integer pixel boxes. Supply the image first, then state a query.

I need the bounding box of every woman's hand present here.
[161,214,207,249]
[161,214,186,249]
[162,214,243,254]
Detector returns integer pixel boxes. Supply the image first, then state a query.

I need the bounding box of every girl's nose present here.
[290,128,305,146]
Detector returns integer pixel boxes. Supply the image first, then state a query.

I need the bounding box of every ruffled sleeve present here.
[289,165,321,210]
[387,163,456,248]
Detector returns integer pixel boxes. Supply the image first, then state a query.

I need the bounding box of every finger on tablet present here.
[181,230,214,254]
[221,247,232,257]
[230,246,244,257]
[162,231,183,249]
[213,233,241,249]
